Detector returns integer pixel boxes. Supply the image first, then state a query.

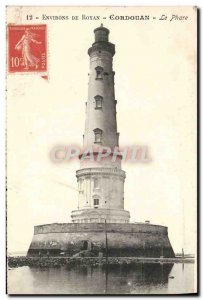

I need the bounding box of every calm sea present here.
[7,261,196,294]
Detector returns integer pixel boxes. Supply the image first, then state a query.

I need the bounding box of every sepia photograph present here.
[6,6,197,295]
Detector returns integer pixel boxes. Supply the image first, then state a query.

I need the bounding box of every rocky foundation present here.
[8,256,195,269]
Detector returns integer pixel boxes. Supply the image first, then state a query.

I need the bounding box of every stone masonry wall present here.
[27,223,174,258]
[34,222,167,234]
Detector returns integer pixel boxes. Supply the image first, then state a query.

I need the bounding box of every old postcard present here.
[6,6,198,295]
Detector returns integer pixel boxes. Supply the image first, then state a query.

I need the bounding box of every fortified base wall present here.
[27,223,175,258]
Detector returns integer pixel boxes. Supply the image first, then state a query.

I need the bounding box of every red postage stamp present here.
[8,24,47,73]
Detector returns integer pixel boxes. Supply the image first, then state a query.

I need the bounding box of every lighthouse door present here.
[82,241,88,250]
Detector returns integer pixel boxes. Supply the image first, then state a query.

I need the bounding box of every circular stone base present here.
[27,223,175,258]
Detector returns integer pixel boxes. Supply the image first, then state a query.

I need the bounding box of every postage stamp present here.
[8,24,47,73]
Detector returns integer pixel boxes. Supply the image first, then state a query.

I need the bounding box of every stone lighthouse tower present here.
[71,24,130,223]
[27,25,175,258]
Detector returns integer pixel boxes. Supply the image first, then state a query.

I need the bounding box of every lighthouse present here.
[71,24,130,224]
[27,25,175,258]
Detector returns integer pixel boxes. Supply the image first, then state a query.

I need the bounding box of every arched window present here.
[93,194,100,208]
[93,128,102,144]
[94,95,103,109]
[94,198,99,206]
[95,66,103,79]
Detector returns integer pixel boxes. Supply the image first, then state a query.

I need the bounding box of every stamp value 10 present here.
[8,24,47,73]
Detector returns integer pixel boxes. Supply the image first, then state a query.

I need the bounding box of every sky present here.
[7,6,197,254]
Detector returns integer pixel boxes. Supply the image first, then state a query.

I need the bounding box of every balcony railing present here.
[76,167,126,179]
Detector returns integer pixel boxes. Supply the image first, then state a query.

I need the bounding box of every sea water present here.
[7,261,196,294]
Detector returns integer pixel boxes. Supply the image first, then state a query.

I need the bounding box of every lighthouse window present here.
[95,132,101,143]
[93,128,102,144]
[95,66,103,79]
[94,198,99,206]
[96,98,102,108]
[94,95,103,109]
[95,30,108,42]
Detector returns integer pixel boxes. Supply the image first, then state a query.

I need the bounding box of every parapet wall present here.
[34,222,167,235]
